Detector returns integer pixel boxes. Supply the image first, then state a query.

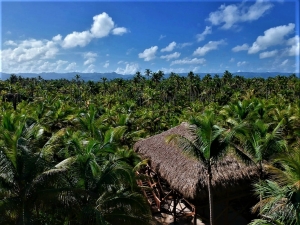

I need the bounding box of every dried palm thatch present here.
[133,122,259,200]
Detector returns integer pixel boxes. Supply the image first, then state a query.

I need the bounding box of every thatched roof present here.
[133,122,259,200]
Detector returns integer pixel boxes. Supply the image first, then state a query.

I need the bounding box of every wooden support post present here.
[173,190,177,224]
[226,190,229,225]
[194,206,197,225]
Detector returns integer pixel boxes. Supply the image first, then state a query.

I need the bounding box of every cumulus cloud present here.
[161,42,176,52]
[138,46,158,61]
[207,0,273,29]
[259,50,278,59]
[83,52,97,65]
[160,52,181,61]
[1,12,127,73]
[193,40,226,56]
[65,62,77,71]
[55,60,68,71]
[229,58,235,62]
[1,39,59,65]
[90,13,114,38]
[248,23,295,54]
[11,60,69,73]
[115,63,139,75]
[62,12,127,48]
[285,35,300,56]
[52,34,62,42]
[171,58,206,65]
[4,40,17,46]
[83,64,95,73]
[112,27,128,35]
[62,31,92,48]
[197,26,212,42]
[237,61,247,67]
[84,58,96,65]
[83,52,97,58]
[103,61,109,68]
[232,43,249,52]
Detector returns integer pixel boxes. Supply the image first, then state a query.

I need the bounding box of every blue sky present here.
[1,0,299,75]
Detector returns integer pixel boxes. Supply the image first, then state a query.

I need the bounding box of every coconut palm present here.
[0,113,70,224]
[229,119,287,180]
[55,131,151,224]
[166,110,229,225]
[249,146,300,225]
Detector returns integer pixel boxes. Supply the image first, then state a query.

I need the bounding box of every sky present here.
[1,0,299,75]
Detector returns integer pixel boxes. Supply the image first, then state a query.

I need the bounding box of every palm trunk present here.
[207,163,214,225]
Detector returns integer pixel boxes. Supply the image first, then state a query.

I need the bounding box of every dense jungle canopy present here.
[0,70,299,225]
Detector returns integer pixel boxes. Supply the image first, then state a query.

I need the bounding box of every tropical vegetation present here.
[0,70,299,224]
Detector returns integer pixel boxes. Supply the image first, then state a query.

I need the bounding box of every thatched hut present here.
[134,122,260,224]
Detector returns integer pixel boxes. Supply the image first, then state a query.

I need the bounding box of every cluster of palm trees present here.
[1,70,300,224]
[167,98,300,225]
[0,101,151,224]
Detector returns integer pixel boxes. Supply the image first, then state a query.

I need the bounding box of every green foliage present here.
[0,71,300,224]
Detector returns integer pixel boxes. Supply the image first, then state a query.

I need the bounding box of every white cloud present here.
[138,46,158,61]
[83,52,97,58]
[259,50,278,59]
[197,26,212,42]
[115,63,139,75]
[103,61,109,68]
[1,39,59,65]
[62,31,92,48]
[237,61,247,67]
[229,58,235,62]
[285,35,300,56]
[52,34,62,42]
[65,62,77,71]
[55,60,68,71]
[193,40,226,56]
[160,52,181,61]
[38,61,52,71]
[29,60,68,73]
[232,43,249,52]
[171,58,206,65]
[241,0,273,21]
[112,27,128,35]
[83,52,97,66]
[61,12,127,49]
[248,23,295,54]
[84,58,96,65]
[207,0,273,29]
[280,59,288,66]
[4,40,17,46]
[1,52,70,73]
[90,13,114,38]
[83,64,95,73]
[161,42,176,52]
[160,67,186,74]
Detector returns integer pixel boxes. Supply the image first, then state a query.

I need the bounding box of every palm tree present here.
[166,110,229,225]
[249,146,300,225]
[0,113,69,224]
[56,131,151,224]
[144,69,152,79]
[229,119,287,181]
